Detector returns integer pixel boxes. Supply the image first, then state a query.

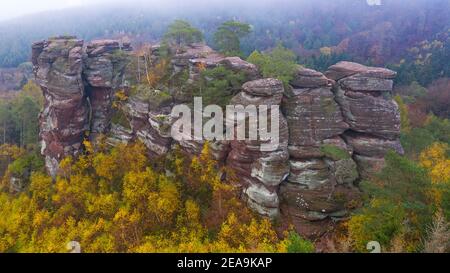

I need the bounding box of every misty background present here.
[0,0,448,69]
[0,0,304,22]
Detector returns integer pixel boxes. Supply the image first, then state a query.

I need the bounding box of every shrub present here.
[285,232,315,253]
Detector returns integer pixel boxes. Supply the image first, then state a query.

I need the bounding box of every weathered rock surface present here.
[171,43,218,72]
[84,40,131,140]
[34,37,404,239]
[325,61,397,81]
[327,61,401,181]
[343,132,404,158]
[107,124,134,146]
[290,67,330,88]
[123,93,173,156]
[277,66,361,237]
[227,78,290,218]
[33,36,130,177]
[283,86,349,146]
[334,88,401,139]
[32,36,88,177]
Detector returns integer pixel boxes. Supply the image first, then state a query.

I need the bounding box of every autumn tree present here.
[420,142,450,185]
[214,21,251,57]
[247,44,297,85]
[347,151,434,252]
[394,95,412,133]
[163,20,203,48]
[0,141,297,253]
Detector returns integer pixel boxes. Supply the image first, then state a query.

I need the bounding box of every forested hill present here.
[0,0,449,68]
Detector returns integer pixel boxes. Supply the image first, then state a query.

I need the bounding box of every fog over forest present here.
[0,0,448,68]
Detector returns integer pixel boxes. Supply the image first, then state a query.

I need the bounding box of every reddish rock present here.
[334,88,401,139]
[84,40,131,140]
[279,181,361,239]
[283,86,349,146]
[242,78,284,97]
[290,67,330,88]
[33,36,131,176]
[33,36,88,177]
[325,61,397,81]
[343,132,404,157]
[227,78,290,218]
[33,36,405,240]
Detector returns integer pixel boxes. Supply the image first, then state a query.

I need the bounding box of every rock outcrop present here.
[123,89,174,156]
[326,61,403,177]
[227,78,290,218]
[84,40,132,140]
[32,36,130,177]
[32,37,88,177]
[279,67,360,237]
[33,37,403,238]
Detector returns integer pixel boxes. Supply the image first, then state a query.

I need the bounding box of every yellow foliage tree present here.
[394,95,412,133]
[0,141,297,253]
[420,142,450,184]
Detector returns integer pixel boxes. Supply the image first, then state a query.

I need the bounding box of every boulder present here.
[242,78,284,97]
[290,67,330,88]
[219,57,260,80]
[334,87,401,140]
[325,61,397,81]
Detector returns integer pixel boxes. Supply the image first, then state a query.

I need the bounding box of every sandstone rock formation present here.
[84,40,132,140]
[327,61,403,177]
[279,67,360,237]
[32,36,130,177]
[32,37,88,177]
[123,90,174,156]
[33,37,403,238]
[227,78,290,218]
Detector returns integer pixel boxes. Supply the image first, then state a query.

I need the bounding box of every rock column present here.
[84,40,131,140]
[227,78,290,218]
[279,67,360,237]
[32,36,88,177]
[326,61,403,177]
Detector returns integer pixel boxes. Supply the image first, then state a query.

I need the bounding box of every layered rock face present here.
[125,43,259,160]
[123,90,174,157]
[326,61,403,177]
[227,78,290,218]
[34,37,402,238]
[84,40,132,140]
[32,37,88,177]
[32,36,130,177]
[279,67,359,237]
[277,63,401,237]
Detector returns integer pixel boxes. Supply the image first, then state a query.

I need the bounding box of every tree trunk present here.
[2,120,5,144]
